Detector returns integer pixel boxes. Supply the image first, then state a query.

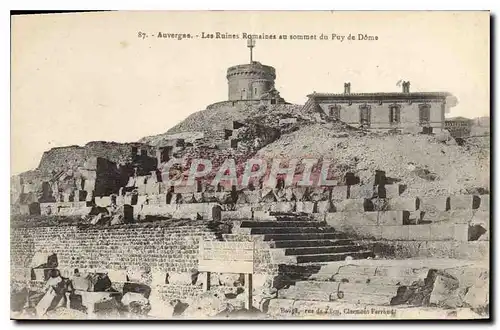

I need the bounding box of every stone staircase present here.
[236,211,374,264]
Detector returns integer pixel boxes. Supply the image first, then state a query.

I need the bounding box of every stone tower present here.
[226,39,278,101]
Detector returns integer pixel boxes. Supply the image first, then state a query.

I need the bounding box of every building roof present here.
[307,92,452,100]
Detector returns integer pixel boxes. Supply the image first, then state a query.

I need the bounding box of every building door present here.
[241,89,247,100]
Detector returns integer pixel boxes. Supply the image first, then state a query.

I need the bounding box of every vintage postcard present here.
[10,11,490,320]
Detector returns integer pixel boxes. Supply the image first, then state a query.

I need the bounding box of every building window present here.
[389,104,401,124]
[359,104,371,127]
[254,88,257,95]
[329,105,341,120]
[419,104,431,125]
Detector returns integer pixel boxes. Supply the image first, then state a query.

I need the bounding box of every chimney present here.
[344,82,351,94]
[402,81,410,93]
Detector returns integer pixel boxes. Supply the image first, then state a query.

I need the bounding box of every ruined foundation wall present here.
[37,142,156,174]
[10,221,221,299]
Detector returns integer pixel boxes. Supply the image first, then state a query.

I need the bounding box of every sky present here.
[11,11,490,175]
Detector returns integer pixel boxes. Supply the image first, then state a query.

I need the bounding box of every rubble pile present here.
[256,124,490,196]
[140,102,310,147]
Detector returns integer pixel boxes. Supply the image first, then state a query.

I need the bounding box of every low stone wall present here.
[10,220,221,298]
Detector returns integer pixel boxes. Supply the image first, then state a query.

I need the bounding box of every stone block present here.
[253,211,276,221]
[478,195,490,211]
[221,210,253,220]
[408,224,431,241]
[378,211,404,226]
[123,195,133,205]
[295,201,315,213]
[387,197,419,211]
[453,224,469,242]
[420,196,450,212]
[95,196,111,207]
[57,206,92,217]
[151,270,168,287]
[429,223,455,241]
[316,201,332,213]
[325,213,343,228]
[330,186,348,200]
[146,182,160,195]
[179,193,196,204]
[83,179,96,192]
[85,190,94,202]
[270,202,295,213]
[349,185,374,199]
[422,210,473,224]
[449,195,481,210]
[362,211,379,226]
[174,185,198,194]
[108,269,128,283]
[167,272,193,285]
[137,195,147,206]
[140,205,176,217]
[335,199,366,212]
[137,185,147,195]
[382,184,403,199]
[470,211,489,231]
[237,190,261,204]
[381,225,409,240]
[62,192,71,202]
[429,272,460,307]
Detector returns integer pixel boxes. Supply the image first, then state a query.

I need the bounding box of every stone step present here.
[251,227,337,235]
[296,250,374,264]
[285,245,364,256]
[328,274,423,286]
[264,232,347,241]
[271,239,355,248]
[292,281,399,296]
[278,283,396,305]
[274,215,314,221]
[240,220,323,228]
[270,211,309,217]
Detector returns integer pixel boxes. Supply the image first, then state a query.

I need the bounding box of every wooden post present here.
[244,273,252,310]
[203,272,211,291]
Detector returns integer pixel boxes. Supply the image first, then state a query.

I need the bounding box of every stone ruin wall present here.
[35,141,156,176]
[11,221,219,300]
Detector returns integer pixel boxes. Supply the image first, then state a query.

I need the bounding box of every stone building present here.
[303,82,457,132]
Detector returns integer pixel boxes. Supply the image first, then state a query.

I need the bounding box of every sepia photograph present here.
[9,10,490,320]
